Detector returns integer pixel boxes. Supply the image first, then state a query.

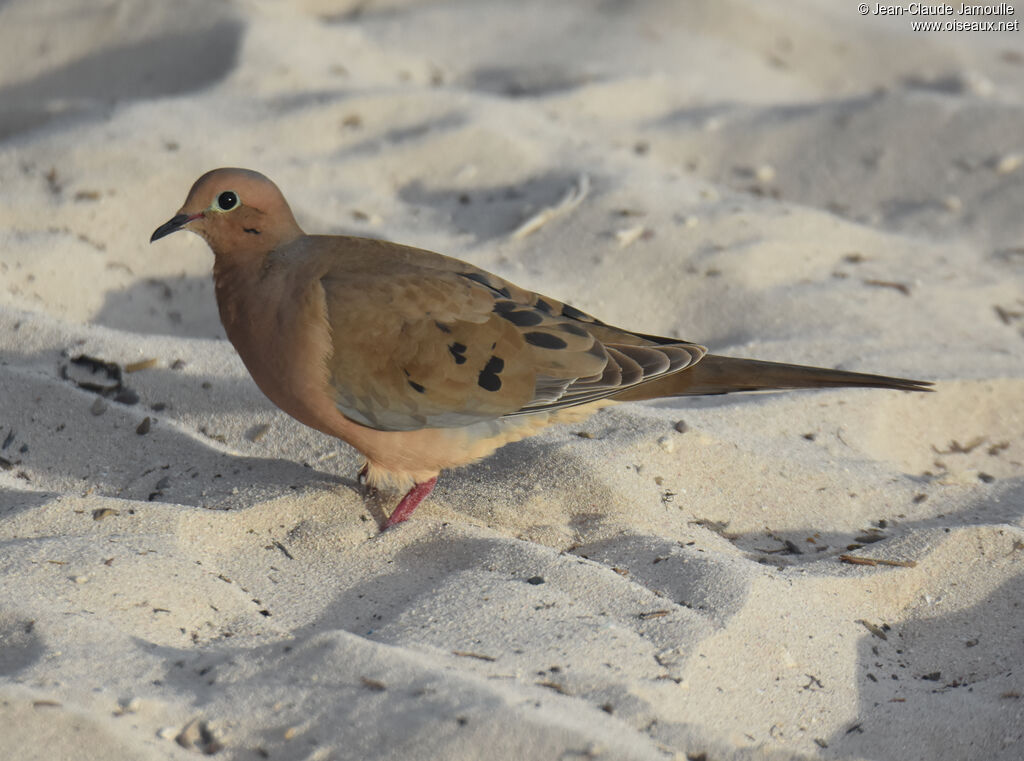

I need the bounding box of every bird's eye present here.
[214,191,238,211]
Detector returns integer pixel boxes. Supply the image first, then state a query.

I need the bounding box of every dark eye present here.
[215,191,238,211]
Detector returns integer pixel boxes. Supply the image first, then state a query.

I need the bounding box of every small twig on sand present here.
[512,174,590,239]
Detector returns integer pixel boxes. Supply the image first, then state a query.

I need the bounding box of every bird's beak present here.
[150,212,204,243]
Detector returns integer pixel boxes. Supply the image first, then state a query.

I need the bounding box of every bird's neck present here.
[212,250,270,336]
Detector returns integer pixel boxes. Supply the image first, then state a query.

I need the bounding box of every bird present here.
[151,168,932,529]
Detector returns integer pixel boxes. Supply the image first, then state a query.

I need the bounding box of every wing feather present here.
[312,238,705,431]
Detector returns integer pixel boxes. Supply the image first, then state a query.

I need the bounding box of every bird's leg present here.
[383,477,438,529]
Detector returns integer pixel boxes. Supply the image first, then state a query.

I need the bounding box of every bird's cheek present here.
[185,217,213,240]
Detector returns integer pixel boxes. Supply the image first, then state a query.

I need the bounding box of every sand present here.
[0,1,1022,759]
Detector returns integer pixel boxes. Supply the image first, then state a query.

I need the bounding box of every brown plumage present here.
[151,168,932,528]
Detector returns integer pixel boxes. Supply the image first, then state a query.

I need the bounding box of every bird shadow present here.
[0,346,352,511]
[91,273,223,339]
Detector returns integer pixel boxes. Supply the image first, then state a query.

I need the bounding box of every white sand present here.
[1,1,1022,759]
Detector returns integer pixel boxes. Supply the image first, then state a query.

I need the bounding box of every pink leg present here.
[383,477,438,529]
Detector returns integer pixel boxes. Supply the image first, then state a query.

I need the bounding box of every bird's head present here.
[151,168,303,257]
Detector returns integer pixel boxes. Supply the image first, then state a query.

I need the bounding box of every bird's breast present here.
[214,261,344,437]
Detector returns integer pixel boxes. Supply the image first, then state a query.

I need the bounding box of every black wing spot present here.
[525,332,568,350]
[460,271,511,298]
[449,342,467,365]
[408,380,426,393]
[478,355,504,392]
[535,298,553,314]
[434,320,452,334]
[558,322,590,337]
[560,303,592,322]
[497,308,544,327]
[493,300,517,314]
[243,227,261,235]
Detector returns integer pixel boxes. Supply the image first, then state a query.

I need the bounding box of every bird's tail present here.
[610,354,932,402]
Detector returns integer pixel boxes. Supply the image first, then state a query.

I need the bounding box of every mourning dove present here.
[151,168,931,528]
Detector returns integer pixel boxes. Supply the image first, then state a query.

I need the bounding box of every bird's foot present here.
[383,477,438,530]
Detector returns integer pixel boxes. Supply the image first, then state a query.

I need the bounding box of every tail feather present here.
[611,354,932,402]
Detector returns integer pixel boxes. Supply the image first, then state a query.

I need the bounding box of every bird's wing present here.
[313,237,705,431]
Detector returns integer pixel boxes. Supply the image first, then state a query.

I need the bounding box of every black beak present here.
[150,213,197,243]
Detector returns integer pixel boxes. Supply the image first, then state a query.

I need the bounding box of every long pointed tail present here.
[611,354,932,401]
